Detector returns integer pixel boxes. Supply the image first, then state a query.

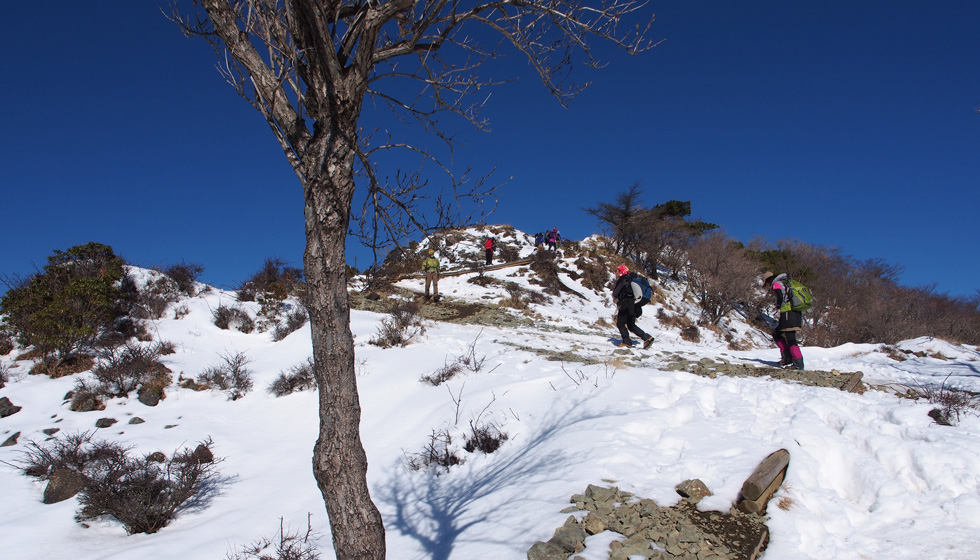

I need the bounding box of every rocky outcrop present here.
[529,483,769,560]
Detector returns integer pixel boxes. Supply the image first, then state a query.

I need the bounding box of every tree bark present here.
[303,130,386,559]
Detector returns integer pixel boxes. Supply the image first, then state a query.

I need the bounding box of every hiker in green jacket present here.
[423,249,440,301]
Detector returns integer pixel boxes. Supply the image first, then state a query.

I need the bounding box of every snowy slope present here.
[2,238,980,560]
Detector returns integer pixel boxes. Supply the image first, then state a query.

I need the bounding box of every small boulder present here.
[95,418,118,429]
[0,396,22,418]
[527,541,567,560]
[2,431,21,447]
[43,468,87,504]
[137,385,161,407]
[676,479,712,504]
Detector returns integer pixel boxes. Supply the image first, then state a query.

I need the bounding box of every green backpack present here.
[787,280,814,311]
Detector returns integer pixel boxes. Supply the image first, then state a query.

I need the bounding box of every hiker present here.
[423,249,440,301]
[612,264,654,349]
[546,227,561,251]
[534,232,546,249]
[484,237,496,266]
[762,271,804,369]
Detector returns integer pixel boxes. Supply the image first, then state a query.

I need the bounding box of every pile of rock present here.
[528,482,769,560]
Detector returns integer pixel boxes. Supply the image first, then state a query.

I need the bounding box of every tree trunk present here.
[303,132,386,559]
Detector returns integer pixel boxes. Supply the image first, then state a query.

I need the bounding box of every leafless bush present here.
[405,429,464,474]
[370,300,424,348]
[269,357,317,397]
[213,305,255,333]
[0,361,9,388]
[463,419,509,454]
[75,438,220,534]
[19,431,102,478]
[136,276,182,320]
[420,361,464,386]
[237,258,304,303]
[680,325,701,343]
[68,379,106,412]
[500,282,547,309]
[913,375,980,426]
[199,352,253,400]
[573,255,612,294]
[0,329,14,355]
[92,343,170,398]
[272,306,309,341]
[685,231,758,325]
[226,515,322,560]
[162,262,205,296]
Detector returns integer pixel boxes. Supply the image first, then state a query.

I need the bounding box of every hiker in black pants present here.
[613,264,654,348]
[762,271,804,369]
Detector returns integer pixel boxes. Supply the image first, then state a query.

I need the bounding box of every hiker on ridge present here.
[546,227,561,251]
[484,237,496,266]
[613,264,654,349]
[762,271,804,370]
[423,249,441,302]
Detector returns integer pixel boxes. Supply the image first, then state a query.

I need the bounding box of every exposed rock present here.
[2,431,21,447]
[146,451,166,463]
[43,468,87,504]
[95,418,118,428]
[677,478,713,504]
[128,417,146,425]
[533,484,769,560]
[184,443,214,464]
[0,396,22,418]
[137,385,161,407]
[527,540,567,560]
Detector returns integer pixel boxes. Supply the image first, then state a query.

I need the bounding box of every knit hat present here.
[617,264,630,276]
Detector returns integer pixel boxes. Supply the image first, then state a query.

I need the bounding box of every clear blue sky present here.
[2,1,978,296]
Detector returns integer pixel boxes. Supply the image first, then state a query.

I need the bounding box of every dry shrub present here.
[421,361,464,386]
[463,420,509,454]
[685,231,758,325]
[0,330,15,355]
[198,351,253,400]
[213,305,255,333]
[135,276,182,320]
[162,262,205,296]
[30,354,95,379]
[269,357,316,397]
[370,299,424,348]
[272,306,309,341]
[92,342,170,398]
[226,516,322,560]
[406,429,464,474]
[75,438,220,534]
[19,432,221,535]
[914,375,980,426]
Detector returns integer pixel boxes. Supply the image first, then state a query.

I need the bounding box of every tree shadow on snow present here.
[375,402,633,559]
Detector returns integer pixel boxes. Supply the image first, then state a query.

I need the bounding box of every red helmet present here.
[617,264,629,276]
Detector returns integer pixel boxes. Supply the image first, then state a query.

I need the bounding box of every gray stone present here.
[137,385,161,407]
[549,516,587,553]
[527,541,567,560]
[0,396,22,418]
[95,417,118,428]
[128,417,145,425]
[43,468,86,504]
[2,431,21,447]
[676,479,712,504]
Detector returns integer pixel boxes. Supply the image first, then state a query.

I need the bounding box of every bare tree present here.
[685,231,758,325]
[170,2,656,558]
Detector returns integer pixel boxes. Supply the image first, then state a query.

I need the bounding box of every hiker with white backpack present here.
[612,264,654,349]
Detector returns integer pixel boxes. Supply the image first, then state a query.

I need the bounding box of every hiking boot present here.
[618,341,632,348]
[642,337,654,349]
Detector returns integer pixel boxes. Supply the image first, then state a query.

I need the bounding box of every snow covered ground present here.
[2,249,980,560]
